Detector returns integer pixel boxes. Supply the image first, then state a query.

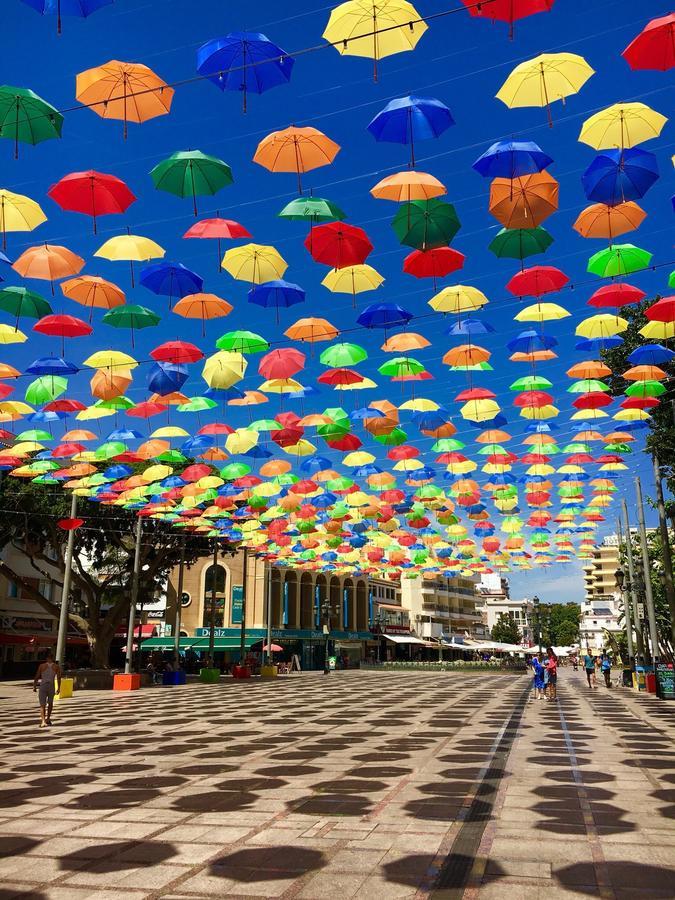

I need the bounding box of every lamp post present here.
[532,594,541,653]
[374,611,387,662]
[321,597,337,674]
[614,564,635,674]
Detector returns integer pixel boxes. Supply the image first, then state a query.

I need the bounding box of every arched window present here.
[204,564,226,594]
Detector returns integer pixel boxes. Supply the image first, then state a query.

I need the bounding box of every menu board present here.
[656,663,675,700]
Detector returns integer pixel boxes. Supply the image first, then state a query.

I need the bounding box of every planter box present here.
[199,668,220,684]
[55,677,73,700]
[113,673,141,692]
[232,665,251,679]
[162,670,187,686]
[260,665,277,679]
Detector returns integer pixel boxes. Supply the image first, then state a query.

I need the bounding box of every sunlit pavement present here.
[0,670,674,899]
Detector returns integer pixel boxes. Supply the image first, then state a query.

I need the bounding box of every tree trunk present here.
[88,629,113,669]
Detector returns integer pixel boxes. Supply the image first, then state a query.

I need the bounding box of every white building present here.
[475,574,533,646]
[580,534,627,652]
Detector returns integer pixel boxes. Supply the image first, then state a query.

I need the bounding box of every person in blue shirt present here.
[583,651,596,688]
[600,653,612,688]
[530,653,545,700]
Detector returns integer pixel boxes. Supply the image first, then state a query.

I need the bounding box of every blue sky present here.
[5,0,675,603]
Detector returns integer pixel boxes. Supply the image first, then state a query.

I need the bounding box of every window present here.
[204,565,226,594]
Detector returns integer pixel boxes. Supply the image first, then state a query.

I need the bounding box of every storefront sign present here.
[231,586,243,624]
[1,616,52,632]
[656,663,675,700]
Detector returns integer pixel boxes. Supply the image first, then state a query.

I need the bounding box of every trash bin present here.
[55,677,73,700]
[622,668,633,688]
[635,666,646,691]
[645,671,657,693]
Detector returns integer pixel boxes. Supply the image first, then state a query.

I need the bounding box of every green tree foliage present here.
[0,475,227,667]
[620,530,675,658]
[537,602,580,647]
[491,613,521,644]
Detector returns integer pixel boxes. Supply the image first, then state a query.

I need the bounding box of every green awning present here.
[192,637,257,651]
[141,637,199,650]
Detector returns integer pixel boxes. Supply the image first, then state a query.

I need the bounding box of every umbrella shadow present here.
[208,845,326,881]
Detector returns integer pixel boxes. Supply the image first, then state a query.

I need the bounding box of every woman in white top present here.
[33,652,62,728]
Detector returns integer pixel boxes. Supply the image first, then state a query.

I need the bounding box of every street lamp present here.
[615,565,635,675]
[321,597,338,675]
[374,611,387,662]
[532,594,541,653]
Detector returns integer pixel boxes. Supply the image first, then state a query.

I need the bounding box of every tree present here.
[0,475,225,667]
[491,613,521,644]
[537,602,580,647]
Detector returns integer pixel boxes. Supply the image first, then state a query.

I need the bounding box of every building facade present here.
[399,573,486,641]
[475,574,533,646]
[580,533,637,651]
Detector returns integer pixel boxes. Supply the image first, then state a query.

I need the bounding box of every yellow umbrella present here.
[428,284,488,314]
[322,264,383,304]
[94,234,165,287]
[639,321,675,340]
[497,53,594,125]
[460,399,500,422]
[226,429,259,454]
[576,314,627,338]
[515,302,570,322]
[202,351,247,389]
[520,405,559,420]
[83,350,138,370]
[343,451,376,466]
[259,378,304,393]
[323,0,428,81]
[0,324,27,344]
[76,60,174,139]
[0,189,46,251]
[579,102,668,149]
[221,243,287,284]
[76,405,115,421]
[151,426,188,438]
[283,439,316,456]
[614,409,649,421]
[141,464,174,483]
[399,398,439,411]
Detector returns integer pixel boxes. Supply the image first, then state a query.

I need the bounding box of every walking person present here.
[545,647,558,701]
[531,653,545,700]
[33,651,61,728]
[583,650,595,688]
[601,653,612,688]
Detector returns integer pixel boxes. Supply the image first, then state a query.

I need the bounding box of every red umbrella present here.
[183,217,252,269]
[622,13,675,71]
[461,0,555,38]
[326,433,362,451]
[272,426,305,448]
[646,296,675,323]
[513,391,554,408]
[126,401,169,419]
[0,383,13,400]
[150,341,204,364]
[48,170,136,234]
[277,411,302,428]
[506,265,569,297]
[182,463,213,481]
[388,445,419,460]
[258,348,306,380]
[52,442,87,457]
[587,283,646,308]
[455,387,496,401]
[293,479,319,494]
[44,399,86,412]
[198,422,235,435]
[572,393,613,410]
[33,314,92,338]
[620,397,659,410]
[57,518,85,531]
[317,367,364,386]
[305,223,373,268]
[403,247,465,286]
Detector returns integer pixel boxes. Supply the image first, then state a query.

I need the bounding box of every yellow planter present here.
[260,665,278,679]
[55,677,74,700]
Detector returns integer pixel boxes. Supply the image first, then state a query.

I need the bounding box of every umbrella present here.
[622,14,675,71]
[259,348,306,380]
[0,189,46,250]
[497,53,594,125]
[370,170,445,202]
[428,284,488,314]
[33,314,92,355]
[150,150,233,216]
[392,199,460,249]
[488,227,553,262]
[587,283,645,309]
[581,149,658,205]
[26,376,67,405]
[488,172,558,228]
[472,140,553,178]
[248,279,305,322]
[461,0,554,38]
[587,244,652,278]
[101,304,161,347]
[76,60,175,139]
[173,293,233,335]
[573,202,646,240]
[403,247,464,286]
[150,341,203,364]
[183,217,251,271]
[320,343,367,367]
[13,244,84,293]
[304,222,372,268]
[279,196,345,224]
[20,0,113,33]
[47,170,135,233]
[323,0,427,81]
[367,95,453,165]
[646,296,675,323]
[0,286,52,328]
[61,275,125,321]
[196,31,294,111]
[357,302,413,329]
[253,126,340,193]
[94,234,165,287]
[285,318,339,343]
[140,261,203,308]
[0,85,63,159]
[216,330,269,354]
[506,266,568,297]
[579,102,667,150]
[221,243,287,283]
[322,265,383,306]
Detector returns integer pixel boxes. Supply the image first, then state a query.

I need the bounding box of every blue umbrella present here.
[574,336,623,353]
[147,361,189,396]
[25,356,79,376]
[411,409,451,431]
[581,148,658,205]
[197,32,294,111]
[106,428,142,442]
[300,455,331,474]
[367,95,454,166]
[181,435,214,455]
[20,0,112,33]
[445,317,495,336]
[357,302,413,329]
[140,261,203,308]
[507,330,558,354]
[473,140,553,179]
[27,410,68,422]
[628,344,674,366]
[248,279,305,322]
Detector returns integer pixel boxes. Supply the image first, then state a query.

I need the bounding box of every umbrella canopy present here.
[196,31,294,111]
[150,149,233,216]
[253,126,340,192]
[0,286,52,324]
[573,201,646,240]
[173,294,233,334]
[304,222,373,268]
[61,276,125,320]
[579,102,667,150]
[489,227,553,261]
[102,304,161,346]
[20,0,113,33]
[140,261,203,307]
[0,85,63,159]
[221,243,287,284]
[497,53,594,125]
[506,266,568,297]
[322,265,384,301]
[489,172,559,228]
[461,0,555,37]
[473,140,553,178]
[47,170,135,233]
[13,244,84,292]
[403,247,465,282]
[367,95,453,165]
[76,60,175,138]
[279,196,345,224]
[285,318,339,343]
[392,199,460,249]
[581,148,658,205]
[0,189,46,249]
[248,280,305,321]
[622,14,675,71]
[587,244,652,278]
[371,170,445,202]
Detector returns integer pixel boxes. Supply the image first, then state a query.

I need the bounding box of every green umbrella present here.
[562,442,590,453]
[322,406,350,423]
[177,397,217,412]
[488,226,553,261]
[477,443,508,455]
[451,361,494,372]
[669,270,675,289]
[15,428,53,441]
[157,450,188,463]
[272,473,299,485]
[432,438,465,451]
[150,150,233,216]
[378,356,425,377]
[102,304,160,347]
[0,86,63,159]
[319,342,368,367]
[216,330,269,354]
[25,375,67,405]
[249,418,282,431]
[96,396,134,410]
[587,244,652,278]
[278,196,345,223]
[221,462,252,479]
[95,441,128,460]
[26,460,60,472]
[604,443,632,453]
[373,427,408,446]
[317,421,350,440]
[625,380,666,398]
[566,379,611,393]
[325,476,354,491]
[32,475,60,484]
[0,286,52,327]
[509,375,553,391]
[391,199,460,250]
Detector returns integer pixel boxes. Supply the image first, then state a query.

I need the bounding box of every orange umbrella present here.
[422,422,457,438]
[284,317,339,343]
[0,364,20,379]
[566,360,612,379]
[476,429,512,443]
[381,332,430,351]
[13,244,84,294]
[623,364,667,381]
[200,448,229,462]
[371,171,446,202]
[253,126,340,193]
[228,390,268,406]
[61,275,125,321]
[489,172,559,228]
[62,429,97,441]
[137,439,170,459]
[150,391,188,405]
[90,368,133,400]
[573,201,646,240]
[260,459,292,477]
[510,349,558,362]
[76,60,175,139]
[173,293,233,336]
[443,344,491,366]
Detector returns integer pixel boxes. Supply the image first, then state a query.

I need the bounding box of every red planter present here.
[113,673,141,691]
[232,665,251,679]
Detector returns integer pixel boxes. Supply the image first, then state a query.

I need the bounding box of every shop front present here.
[0,616,88,678]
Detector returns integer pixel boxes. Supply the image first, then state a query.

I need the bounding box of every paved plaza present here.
[1,670,675,899]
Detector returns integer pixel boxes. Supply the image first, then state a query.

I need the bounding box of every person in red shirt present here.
[545,647,558,701]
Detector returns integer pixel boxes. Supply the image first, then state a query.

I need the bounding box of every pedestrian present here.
[33,651,61,729]
[601,653,612,688]
[583,650,595,688]
[531,653,545,700]
[545,646,558,701]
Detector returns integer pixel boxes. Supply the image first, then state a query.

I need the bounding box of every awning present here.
[140,637,199,650]
[0,632,87,646]
[192,636,257,651]
[117,624,157,639]
[375,602,404,611]
[382,634,427,645]
[334,640,363,648]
